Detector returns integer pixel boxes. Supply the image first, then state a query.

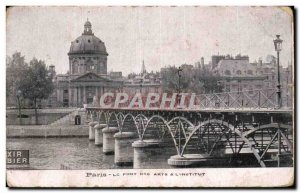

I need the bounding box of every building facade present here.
[52,20,122,107]
[211,54,293,107]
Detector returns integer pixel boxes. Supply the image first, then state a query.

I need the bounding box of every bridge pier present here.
[168,154,211,167]
[114,132,137,166]
[94,124,107,146]
[102,127,119,155]
[88,121,98,141]
[132,140,161,169]
[132,139,176,169]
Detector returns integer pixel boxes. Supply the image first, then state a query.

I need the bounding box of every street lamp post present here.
[273,35,283,108]
[177,66,183,155]
[177,67,183,93]
[139,79,143,93]
[16,90,22,125]
[176,67,183,110]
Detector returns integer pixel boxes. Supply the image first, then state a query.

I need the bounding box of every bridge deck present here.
[86,107,293,114]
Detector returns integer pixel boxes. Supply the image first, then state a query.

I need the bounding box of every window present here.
[63,90,68,94]
[236,70,242,75]
[76,40,79,43]
[247,70,253,75]
[225,70,231,75]
[88,39,91,43]
[72,61,78,74]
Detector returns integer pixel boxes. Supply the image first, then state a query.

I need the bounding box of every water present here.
[7,138,132,170]
[7,137,290,169]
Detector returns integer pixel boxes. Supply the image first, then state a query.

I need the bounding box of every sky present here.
[6,6,293,75]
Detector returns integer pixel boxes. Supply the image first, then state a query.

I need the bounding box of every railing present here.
[88,88,292,110]
[195,88,280,109]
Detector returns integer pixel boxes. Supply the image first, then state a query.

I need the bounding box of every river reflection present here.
[7,138,133,170]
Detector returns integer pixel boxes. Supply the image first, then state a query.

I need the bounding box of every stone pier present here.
[102,127,119,155]
[168,154,210,167]
[88,121,98,141]
[94,124,107,146]
[168,154,226,167]
[132,138,178,169]
[114,132,138,166]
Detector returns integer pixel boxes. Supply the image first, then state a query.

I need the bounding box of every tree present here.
[6,52,28,107]
[19,58,54,124]
[161,65,223,94]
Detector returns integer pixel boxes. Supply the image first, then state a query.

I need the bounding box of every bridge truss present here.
[86,89,294,167]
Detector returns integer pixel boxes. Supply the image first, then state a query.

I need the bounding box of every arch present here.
[72,60,79,74]
[106,112,121,129]
[98,111,107,124]
[181,119,267,166]
[86,59,94,72]
[134,114,149,123]
[121,113,139,135]
[244,123,292,136]
[167,116,195,128]
[143,115,180,155]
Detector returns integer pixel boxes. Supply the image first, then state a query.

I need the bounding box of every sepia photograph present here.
[5,6,294,188]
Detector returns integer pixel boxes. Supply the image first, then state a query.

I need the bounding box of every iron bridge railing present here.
[88,88,293,110]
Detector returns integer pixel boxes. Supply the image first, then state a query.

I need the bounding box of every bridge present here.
[85,88,293,168]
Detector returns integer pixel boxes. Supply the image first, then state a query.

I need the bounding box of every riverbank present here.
[7,125,89,138]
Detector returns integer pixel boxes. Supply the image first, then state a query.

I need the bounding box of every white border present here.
[1,0,298,192]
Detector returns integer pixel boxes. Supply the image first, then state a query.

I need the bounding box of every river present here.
[7,137,174,170]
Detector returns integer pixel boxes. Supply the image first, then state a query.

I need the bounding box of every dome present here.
[68,20,108,55]
[84,20,92,28]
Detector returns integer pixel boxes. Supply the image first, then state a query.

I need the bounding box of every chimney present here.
[259,59,263,66]
[201,57,204,65]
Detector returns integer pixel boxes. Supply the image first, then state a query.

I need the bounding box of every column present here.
[60,89,64,105]
[73,87,77,107]
[96,87,99,96]
[56,89,60,105]
[68,87,72,107]
[78,87,81,106]
[83,86,86,104]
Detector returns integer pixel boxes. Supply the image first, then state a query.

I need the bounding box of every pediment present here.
[71,72,110,82]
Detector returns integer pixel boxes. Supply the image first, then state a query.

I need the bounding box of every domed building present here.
[52,20,122,107]
[68,20,108,75]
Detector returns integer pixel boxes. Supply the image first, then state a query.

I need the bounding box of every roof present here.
[216,59,250,70]
[68,21,108,55]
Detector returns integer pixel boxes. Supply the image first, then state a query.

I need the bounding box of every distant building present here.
[109,71,123,80]
[123,62,161,96]
[213,54,267,93]
[49,20,122,107]
[212,54,293,107]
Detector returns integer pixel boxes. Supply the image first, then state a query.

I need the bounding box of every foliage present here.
[18,58,54,124]
[161,65,223,94]
[6,52,28,101]
[19,58,54,103]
